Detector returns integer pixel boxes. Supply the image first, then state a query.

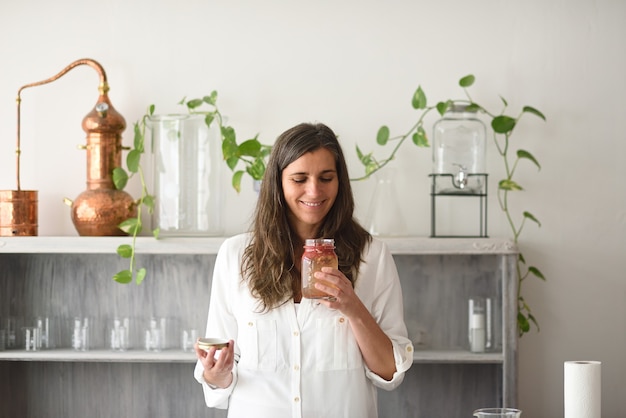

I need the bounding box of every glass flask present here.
[364,169,406,236]
[301,239,338,299]
[432,104,486,193]
[150,114,224,236]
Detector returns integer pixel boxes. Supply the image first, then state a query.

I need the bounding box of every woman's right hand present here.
[194,339,235,388]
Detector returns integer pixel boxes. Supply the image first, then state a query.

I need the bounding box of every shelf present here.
[412,349,503,364]
[0,349,197,363]
[0,348,502,365]
[0,236,517,255]
[0,233,519,415]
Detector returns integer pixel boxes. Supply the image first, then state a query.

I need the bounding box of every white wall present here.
[1,1,624,416]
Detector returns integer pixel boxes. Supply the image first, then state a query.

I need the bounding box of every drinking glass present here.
[473,408,522,418]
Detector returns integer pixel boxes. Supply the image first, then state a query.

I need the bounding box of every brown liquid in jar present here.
[301,238,338,299]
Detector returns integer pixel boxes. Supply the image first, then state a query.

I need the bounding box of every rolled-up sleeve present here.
[362,239,414,391]
[194,361,238,408]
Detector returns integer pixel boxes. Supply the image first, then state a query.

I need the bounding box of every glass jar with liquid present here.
[432,104,486,193]
[301,239,338,299]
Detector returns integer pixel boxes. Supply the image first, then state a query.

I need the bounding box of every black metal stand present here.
[429,173,488,238]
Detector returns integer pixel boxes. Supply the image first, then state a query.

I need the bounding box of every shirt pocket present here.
[238,318,277,371]
[315,316,362,371]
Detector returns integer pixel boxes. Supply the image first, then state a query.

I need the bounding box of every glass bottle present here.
[432,104,486,193]
[301,239,338,299]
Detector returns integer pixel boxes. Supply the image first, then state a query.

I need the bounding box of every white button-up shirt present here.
[194,233,414,418]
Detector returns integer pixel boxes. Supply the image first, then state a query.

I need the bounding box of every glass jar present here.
[150,114,224,236]
[301,238,338,299]
[432,104,486,193]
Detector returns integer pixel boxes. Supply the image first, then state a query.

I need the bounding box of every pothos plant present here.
[111,91,271,285]
[183,91,272,193]
[112,105,159,285]
[354,75,546,337]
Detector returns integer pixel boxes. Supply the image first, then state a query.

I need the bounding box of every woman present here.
[194,122,413,417]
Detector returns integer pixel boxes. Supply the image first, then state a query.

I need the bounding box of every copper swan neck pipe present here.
[15,58,109,190]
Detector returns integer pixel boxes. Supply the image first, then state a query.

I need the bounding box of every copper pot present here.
[0,190,37,236]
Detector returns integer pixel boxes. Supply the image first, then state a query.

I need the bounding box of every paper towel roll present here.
[564,361,601,418]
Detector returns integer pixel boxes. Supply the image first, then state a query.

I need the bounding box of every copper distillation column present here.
[0,58,136,236]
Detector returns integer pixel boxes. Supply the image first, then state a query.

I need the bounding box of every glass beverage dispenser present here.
[429,103,488,237]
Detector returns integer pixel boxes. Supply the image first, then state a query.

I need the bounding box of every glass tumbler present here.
[473,408,522,418]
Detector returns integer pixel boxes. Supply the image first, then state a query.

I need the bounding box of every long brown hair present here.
[242,122,371,311]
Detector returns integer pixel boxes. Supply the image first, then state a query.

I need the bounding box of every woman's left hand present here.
[313,267,363,317]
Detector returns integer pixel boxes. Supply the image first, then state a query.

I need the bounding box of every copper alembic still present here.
[0,58,136,237]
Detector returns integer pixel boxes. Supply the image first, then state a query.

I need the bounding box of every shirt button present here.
[248,322,254,327]
[294,365,300,371]
[294,396,300,403]
[338,317,345,323]
[293,331,299,337]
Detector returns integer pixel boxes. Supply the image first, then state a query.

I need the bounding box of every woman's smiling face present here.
[282,148,338,240]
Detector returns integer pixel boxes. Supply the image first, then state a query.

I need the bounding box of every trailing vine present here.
[111,91,271,284]
[354,75,547,336]
[111,105,158,285]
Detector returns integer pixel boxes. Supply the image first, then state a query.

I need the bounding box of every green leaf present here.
[528,266,546,281]
[153,228,160,239]
[465,103,482,113]
[222,133,239,161]
[356,145,364,161]
[365,162,379,176]
[143,194,155,213]
[499,179,523,191]
[204,114,215,128]
[113,270,133,284]
[500,95,508,107]
[148,104,155,116]
[518,312,530,334]
[136,268,147,285]
[186,98,203,109]
[358,150,374,166]
[112,167,129,190]
[411,86,427,110]
[116,244,133,258]
[412,126,429,147]
[523,106,546,121]
[232,170,244,193]
[203,91,218,106]
[119,217,141,235]
[523,211,541,227]
[247,158,266,180]
[225,156,239,171]
[127,149,141,173]
[492,115,516,134]
[221,125,236,143]
[517,149,541,170]
[133,123,144,151]
[436,101,450,116]
[459,74,475,88]
[376,126,390,145]
[239,139,262,157]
